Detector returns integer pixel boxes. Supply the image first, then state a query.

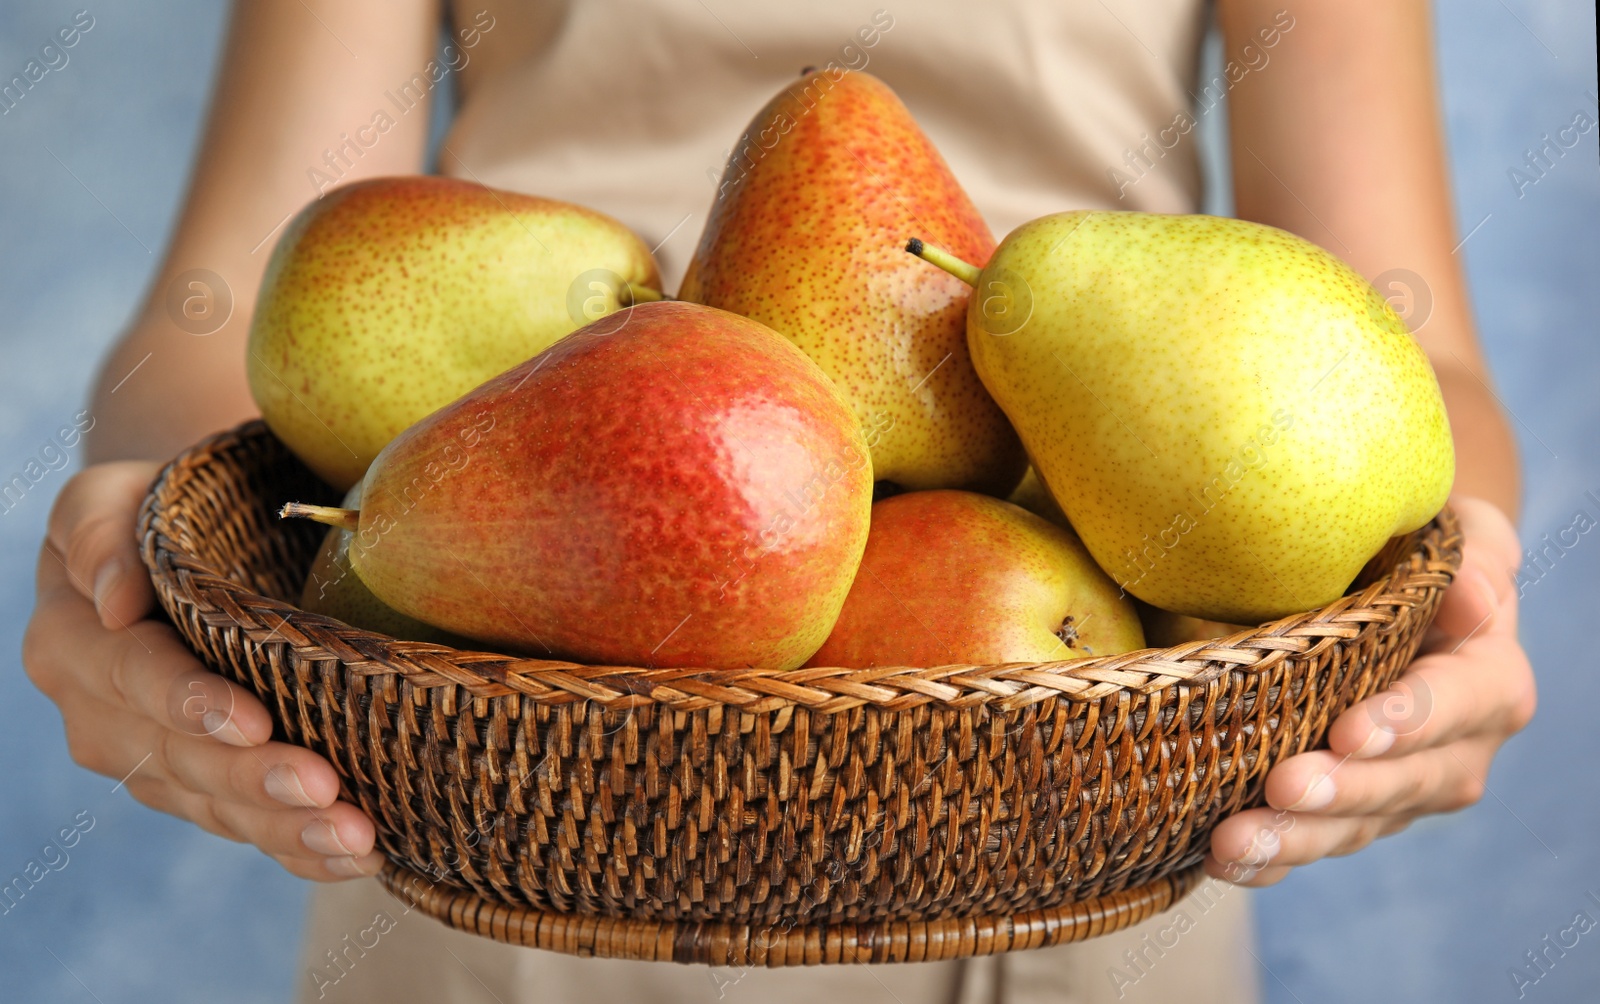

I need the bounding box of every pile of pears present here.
[261,69,1453,672]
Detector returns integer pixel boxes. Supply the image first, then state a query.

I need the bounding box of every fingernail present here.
[1355,726,1396,759]
[1286,773,1336,811]
[302,820,355,857]
[1227,827,1279,867]
[326,854,383,878]
[93,560,123,625]
[265,764,318,807]
[203,710,251,747]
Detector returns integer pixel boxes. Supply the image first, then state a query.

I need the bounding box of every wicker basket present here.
[138,421,1461,966]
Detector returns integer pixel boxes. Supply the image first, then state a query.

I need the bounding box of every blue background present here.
[0,2,1595,1001]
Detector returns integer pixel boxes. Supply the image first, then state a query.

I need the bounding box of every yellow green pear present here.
[910,211,1454,623]
[1011,464,1252,646]
[249,176,661,489]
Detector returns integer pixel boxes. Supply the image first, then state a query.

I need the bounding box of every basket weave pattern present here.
[139,422,1461,961]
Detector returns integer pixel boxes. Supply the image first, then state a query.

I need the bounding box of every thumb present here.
[1452,494,1522,581]
[1430,495,1520,642]
[46,461,163,630]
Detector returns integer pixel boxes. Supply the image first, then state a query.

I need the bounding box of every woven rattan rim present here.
[138,420,1463,714]
[376,859,1206,965]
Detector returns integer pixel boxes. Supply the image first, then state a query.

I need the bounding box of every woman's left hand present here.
[1205,495,1537,886]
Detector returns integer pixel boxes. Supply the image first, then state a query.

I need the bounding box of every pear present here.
[805,490,1144,668]
[1010,467,1253,644]
[909,212,1454,623]
[249,176,661,490]
[1135,601,1251,648]
[1010,468,1240,649]
[679,70,1024,495]
[283,301,872,670]
[1006,465,1070,528]
[299,484,467,645]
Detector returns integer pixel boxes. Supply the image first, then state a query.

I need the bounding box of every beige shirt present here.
[442,0,1208,290]
[299,3,1257,1002]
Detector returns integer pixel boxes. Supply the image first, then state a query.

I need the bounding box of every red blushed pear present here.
[805,491,1145,669]
[679,69,1025,495]
[283,301,872,671]
[298,483,470,646]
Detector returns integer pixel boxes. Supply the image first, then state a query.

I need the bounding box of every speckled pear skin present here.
[805,490,1144,668]
[346,301,873,671]
[248,176,661,490]
[679,70,1025,495]
[967,211,1455,624]
[299,484,467,646]
[1009,466,1251,646]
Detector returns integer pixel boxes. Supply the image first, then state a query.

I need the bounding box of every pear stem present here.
[624,284,665,306]
[280,503,360,531]
[904,238,979,287]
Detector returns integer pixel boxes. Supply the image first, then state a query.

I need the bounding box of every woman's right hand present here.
[23,461,386,881]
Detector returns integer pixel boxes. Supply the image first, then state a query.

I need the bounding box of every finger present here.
[1428,563,1500,643]
[1326,629,1535,759]
[1203,857,1293,888]
[45,461,163,630]
[65,695,345,811]
[28,563,275,747]
[1450,494,1523,581]
[208,796,378,860]
[270,849,389,883]
[1430,496,1521,642]
[126,776,384,880]
[52,695,331,814]
[1262,740,1495,817]
[1207,807,1414,885]
[55,695,168,783]
[150,727,347,811]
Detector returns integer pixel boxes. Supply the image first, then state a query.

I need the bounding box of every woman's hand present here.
[23,461,385,881]
[1205,496,1536,885]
